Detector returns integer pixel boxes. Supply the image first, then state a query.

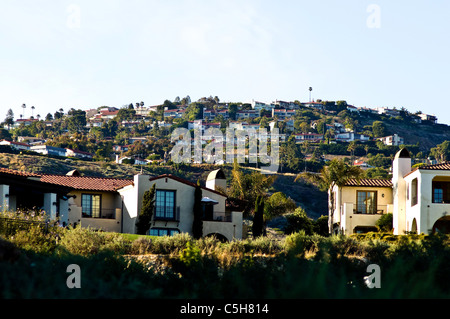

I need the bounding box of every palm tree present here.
[295,158,363,192]
[21,103,26,118]
[31,106,35,118]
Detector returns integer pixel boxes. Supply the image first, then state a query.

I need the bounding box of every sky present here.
[0,1,449,124]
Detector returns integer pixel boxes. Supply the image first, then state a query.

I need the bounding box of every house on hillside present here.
[378,134,404,146]
[329,148,450,235]
[0,167,244,241]
[0,140,31,151]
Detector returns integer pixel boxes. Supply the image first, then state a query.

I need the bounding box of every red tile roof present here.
[404,162,450,178]
[0,167,41,178]
[40,175,133,192]
[344,178,392,188]
[417,162,450,170]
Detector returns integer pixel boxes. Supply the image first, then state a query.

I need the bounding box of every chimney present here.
[392,148,411,235]
[205,169,227,192]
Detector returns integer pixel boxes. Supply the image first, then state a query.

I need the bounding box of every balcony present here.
[353,205,391,215]
[153,206,181,222]
[81,208,117,219]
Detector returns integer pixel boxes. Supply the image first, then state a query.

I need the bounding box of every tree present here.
[227,161,277,215]
[4,109,14,129]
[285,207,314,235]
[372,121,386,138]
[67,109,87,133]
[228,103,238,121]
[192,185,203,239]
[431,141,450,163]
[296,158,363,192]
[252,194,265,237]
[136,184,156,235]
[264,192,296,221]
[376,213,393,232]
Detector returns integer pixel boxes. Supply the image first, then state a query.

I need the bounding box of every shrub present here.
[130,236,153,255]
[284,230,310,257]
[10,225,59,255]
[58,226,131,256]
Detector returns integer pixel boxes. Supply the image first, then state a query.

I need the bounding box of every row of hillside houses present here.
[0,167,244,241]
[0,140,93,160]
[329,148,450,235]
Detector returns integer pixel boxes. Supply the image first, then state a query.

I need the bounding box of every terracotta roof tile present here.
[344,178,392,188]
[40,175,133,192]
[418,162,450,170]
[0,167,41,178]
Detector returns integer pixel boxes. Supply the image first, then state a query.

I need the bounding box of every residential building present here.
[271,109,296,120]
[65,149,94,160]
[329,148,450,236]
[30,145,67,157]
[335,132,370,142]
[293,133,323,143]
[378,134,404,146]
[302,101,324,110]
[0,140,31,151]
[418,113,438,124]
[0,168,244,241]
[329,178,393,235]
[164,108,186,119]
[236,109,260,120]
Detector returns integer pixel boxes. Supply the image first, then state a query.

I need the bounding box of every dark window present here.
[411,178,418,206]
[149,228,180,236]
[155,190,176,220]
[82,194,101,218]
[356,191,377,214]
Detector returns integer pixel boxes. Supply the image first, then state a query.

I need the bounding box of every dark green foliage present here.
[376,213,393,232]
[136,184,156,235]
[252,195,265,237]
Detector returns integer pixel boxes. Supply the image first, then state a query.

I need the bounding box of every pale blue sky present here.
[1,1,449,123]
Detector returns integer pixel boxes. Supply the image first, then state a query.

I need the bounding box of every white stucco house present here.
[329,148,450,235]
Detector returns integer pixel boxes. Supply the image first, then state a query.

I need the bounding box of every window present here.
[356,191,377,214]
[432,180,450,203]
[411,178,418,206]
[149,228,180,237]
[155,190,176,220]
[82,194,101,218]
[434,188,444,203]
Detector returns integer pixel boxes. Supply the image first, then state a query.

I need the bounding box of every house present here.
[65,149,94,160]
[30,145,67,157]
[329,148,450,236]
[329,178,393,235]
[335,132,370,142]
[418,113,438,124]
[0,168,244,240]
[378,134,404,146]
[236,109,260,120]
[293,133,323,143]
[271,109,296,119]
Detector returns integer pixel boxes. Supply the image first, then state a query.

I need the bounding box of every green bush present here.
[58,226,131,256]
[10,225,59,255]
[284,230,310,257]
